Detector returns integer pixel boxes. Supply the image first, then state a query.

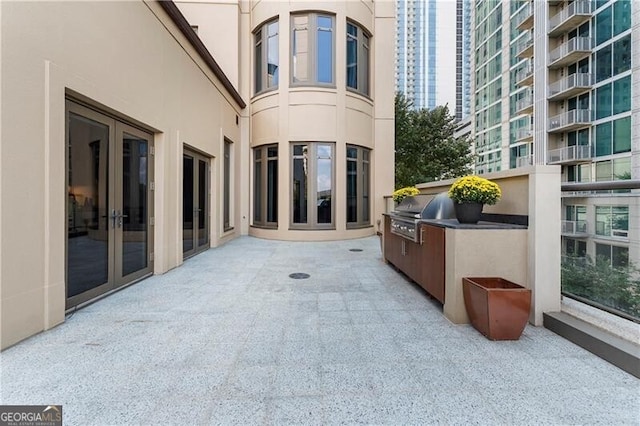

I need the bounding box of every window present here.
[612,76,631,115]
[346,22,370,96]
[613,0,631,36]
[612,35,631,75]
[292,13,334,85]
[594,117,631,156]
[291,142,335,228]
[595,205,628,238]
[595,157,631,181]
[255,20,279,94]
[595,5,612,46]
[564,238,587,257]
[595,243,628,268]
[346,145,371,227]
[253,145,278,227]
[224,139,232,231]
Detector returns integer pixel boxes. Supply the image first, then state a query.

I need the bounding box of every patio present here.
[1,236,638,425]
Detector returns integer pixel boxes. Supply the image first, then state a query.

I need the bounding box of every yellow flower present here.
[448,176,501,205]
[393,186,420,203]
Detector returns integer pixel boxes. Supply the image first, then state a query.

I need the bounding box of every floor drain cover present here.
[349,248,363,252]
[289,272,310,279]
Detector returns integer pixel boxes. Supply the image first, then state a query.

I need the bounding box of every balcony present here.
[515,127,534,142]
[548,37,591,68]
[548,0,592,37]
[515,92,534,114]
[515,33,534,58]
[547,144,591,164]
[514,61,534,87]
[514,2,534,31]
[562,220,588,236]
[516,155,533,168]
[548,109,591,132]
[548,73,592,101]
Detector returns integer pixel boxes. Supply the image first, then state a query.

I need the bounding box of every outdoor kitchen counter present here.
[383,216,529,325]
[418,219,527,230]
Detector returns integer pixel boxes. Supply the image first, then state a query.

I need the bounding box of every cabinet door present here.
[423,224,445,303]
[383,216,399,265]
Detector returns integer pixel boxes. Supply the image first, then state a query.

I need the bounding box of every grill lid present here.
[393,194,435,218]
[393,192,456,220]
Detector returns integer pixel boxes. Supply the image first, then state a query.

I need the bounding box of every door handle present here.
[117,211,128,227]
[110,209,118,228]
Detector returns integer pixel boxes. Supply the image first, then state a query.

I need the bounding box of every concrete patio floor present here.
[1,236,638,425]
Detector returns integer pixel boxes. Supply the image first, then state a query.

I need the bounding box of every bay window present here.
[253,145,278,227]
[292,13,335,85]
[292,142,335,228]
[346,145,371,227]
[255,19,279,94]
[347,22,370,96]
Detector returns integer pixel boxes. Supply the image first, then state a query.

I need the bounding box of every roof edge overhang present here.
[158,0,246,109]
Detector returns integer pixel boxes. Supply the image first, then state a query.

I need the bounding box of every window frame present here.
[346,144,371,228]
[223,139,232,232]
[595,205,628,238]
[290,12,336,87]
[252,144,278,228]
[254,18,279,95]
[290,142,336,229]
[346,20,371,97]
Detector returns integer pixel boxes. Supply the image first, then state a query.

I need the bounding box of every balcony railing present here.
[561,180,640,323]
[516,155,533,168]
[514,61,534,87]
[514,2,534,31]
[515,127,533,142]
[515,92,534,114]
[548,109,591,132]
[562,220,588,235]
[547,144,591,164]
[548,0,592,37]
[548,37,591,68]
[548,73,592,100]
[515,33,534,58]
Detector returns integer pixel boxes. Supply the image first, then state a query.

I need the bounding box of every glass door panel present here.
[183,155,195,254]
[183,150,209,259]
[66,102,153,308]
[120,132,149,277]
[67,111,112,299]
[197,159,209,248]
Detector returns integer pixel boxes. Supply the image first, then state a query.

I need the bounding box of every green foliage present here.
[448,175,501,205]
[562,256,640,319]
[394,93,474,189]
[392,186,420,204]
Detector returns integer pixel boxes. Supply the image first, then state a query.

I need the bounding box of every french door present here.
[66,101,154,308]
[183,150,210,258]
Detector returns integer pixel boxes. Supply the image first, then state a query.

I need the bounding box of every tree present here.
[394,92,474,189]
[562,255,640,318]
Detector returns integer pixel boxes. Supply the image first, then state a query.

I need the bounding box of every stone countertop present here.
[419,219,528,230]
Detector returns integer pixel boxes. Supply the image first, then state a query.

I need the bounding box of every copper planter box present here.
[462,277,531,340]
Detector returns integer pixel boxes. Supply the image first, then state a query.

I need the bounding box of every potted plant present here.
[392,186,420,205]
[448,175,501,224]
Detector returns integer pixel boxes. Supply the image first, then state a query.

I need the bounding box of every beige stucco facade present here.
[0,0,395,349]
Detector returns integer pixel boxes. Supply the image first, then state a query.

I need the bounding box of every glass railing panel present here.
[561,182,640,322]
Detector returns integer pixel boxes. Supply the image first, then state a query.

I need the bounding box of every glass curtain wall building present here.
[471,0,639,313]
[396,0,470,119]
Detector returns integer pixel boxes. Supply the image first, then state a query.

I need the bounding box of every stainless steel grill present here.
[389,192,456,242]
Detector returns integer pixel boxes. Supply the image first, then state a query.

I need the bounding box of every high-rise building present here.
[396,0,470,119]
[471,0,638,275]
